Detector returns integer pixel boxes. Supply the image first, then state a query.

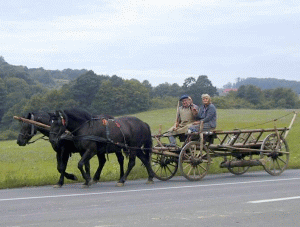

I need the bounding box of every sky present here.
[0,0,299,88]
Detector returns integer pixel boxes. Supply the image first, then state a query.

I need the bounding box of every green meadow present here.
[0,109,299,189]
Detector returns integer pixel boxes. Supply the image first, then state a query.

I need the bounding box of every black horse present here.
[17,112,84,186]
[49,112,125,187]
[50,108,154,187]
[16,112,113,187]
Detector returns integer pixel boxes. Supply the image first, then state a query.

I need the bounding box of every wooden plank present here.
[214,127,289,135]
[152,149,179,158]
[208,144,262,153]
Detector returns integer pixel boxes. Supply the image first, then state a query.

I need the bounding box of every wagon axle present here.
[268,151,280,159]
[190,156,205,167]
[220,159,263,168]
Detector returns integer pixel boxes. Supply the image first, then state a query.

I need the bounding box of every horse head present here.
[17,113,37,146]
[49,110,68,149]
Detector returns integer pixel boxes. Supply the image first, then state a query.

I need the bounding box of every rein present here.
[58,118,150,151]
[27,135,49,144]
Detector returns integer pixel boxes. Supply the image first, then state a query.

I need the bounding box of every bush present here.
[150,96,178,109]
[0,130,18,140]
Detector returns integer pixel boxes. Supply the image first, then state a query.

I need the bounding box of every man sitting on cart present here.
[164,94,199,146]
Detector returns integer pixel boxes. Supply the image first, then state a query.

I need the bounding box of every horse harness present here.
[60,118,129,151]
[19,113,48,144]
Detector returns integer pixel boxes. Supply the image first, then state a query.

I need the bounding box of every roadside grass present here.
[0,109,299,189]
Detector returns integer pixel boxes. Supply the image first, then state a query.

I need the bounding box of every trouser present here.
[168,136,176,145]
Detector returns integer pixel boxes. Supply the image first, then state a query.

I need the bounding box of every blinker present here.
[102,119,108,126]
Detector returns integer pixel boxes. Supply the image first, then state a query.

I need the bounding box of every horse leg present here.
[92,153,106,184]
[54,148,74,188]
[117,152,136,187]
[136,149,154,184]
[79,151,91,180]
[84,160,91,179]
[116,150,124,180]
[78,149,94,187]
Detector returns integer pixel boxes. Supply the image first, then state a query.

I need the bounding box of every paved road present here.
[1,169,300,227]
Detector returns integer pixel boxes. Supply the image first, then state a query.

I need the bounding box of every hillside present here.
[0,57,88,89]
[228,77,300,94]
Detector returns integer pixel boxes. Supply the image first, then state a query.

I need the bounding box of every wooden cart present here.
[150,112,297,181]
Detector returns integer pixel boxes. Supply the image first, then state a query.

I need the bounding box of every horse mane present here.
[63,108,93,124]
[24,112,51,125]
[95,114,114,120]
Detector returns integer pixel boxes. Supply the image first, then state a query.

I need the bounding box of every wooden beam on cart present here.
[284,111,297,139]
[151,148,179,158]
[13,116,51,130]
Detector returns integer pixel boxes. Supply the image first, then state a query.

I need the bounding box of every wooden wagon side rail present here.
[151,149,179,158]
[213,127,289,135]
[213,127,289,146]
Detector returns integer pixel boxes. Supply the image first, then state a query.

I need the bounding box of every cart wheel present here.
[260,133,289,176]
[227,154,251,175]
[178,141,211,181]
[150,151,178,181]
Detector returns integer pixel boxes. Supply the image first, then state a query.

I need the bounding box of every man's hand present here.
[173,122,179,130]
[193,121,200,125]
[191,106,198,115]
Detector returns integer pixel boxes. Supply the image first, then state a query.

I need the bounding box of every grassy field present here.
[0,109,299,189]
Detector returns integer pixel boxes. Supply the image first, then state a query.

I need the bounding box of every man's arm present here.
[191,104,199,116]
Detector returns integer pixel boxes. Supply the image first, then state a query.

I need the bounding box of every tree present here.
[182,75,218,105]
[4,77,31,109]
[0,78,7,121]
[0,56,6,63]
[152,83,183,98]
[265,88,299,108]
[245,85,263,106]
[69,71,102,111]
[91,79,150,115]
[110,75,124,87]
[237,85,246,99]
[182,77,196,89]
[223,82,233,89]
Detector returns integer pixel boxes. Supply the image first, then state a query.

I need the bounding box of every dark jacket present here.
[196,103,217,129]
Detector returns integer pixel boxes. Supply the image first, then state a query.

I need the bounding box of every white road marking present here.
[248,196,300,204]
[1,177,300,202]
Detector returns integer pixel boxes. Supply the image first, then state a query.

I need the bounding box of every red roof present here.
[223,88,238,93]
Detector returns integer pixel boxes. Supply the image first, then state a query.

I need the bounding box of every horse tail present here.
[143,122,153,157]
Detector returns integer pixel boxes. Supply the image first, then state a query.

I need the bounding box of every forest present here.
[0,56,299,140]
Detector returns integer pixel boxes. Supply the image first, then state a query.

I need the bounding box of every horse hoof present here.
[146,180,154,185]
[82,181,92,188]
[53,184,62,188]
[116,182,124,187]
[90,180,98,185]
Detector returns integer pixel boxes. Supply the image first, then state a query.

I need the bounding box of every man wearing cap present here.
[165,95,199,146]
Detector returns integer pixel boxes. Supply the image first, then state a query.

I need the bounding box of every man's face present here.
[202,97,210,106]
[181,98,189,107]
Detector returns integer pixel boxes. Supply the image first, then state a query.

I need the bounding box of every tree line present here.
[223,77,300,94]
[214,85,300,109]
[0,56,299,140]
